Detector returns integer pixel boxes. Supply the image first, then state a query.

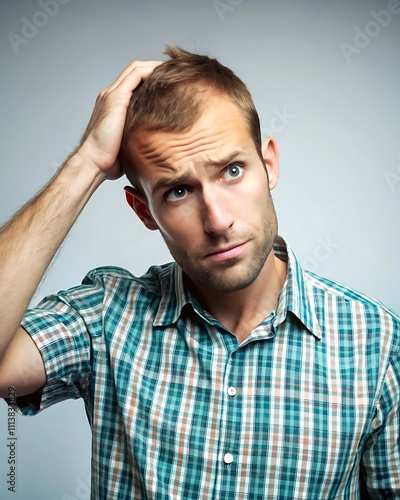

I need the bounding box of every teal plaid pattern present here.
[18,238,400,499]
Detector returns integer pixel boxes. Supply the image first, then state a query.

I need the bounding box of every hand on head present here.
[77,60,162,181]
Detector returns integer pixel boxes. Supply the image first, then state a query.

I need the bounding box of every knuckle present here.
[96,88,108,102]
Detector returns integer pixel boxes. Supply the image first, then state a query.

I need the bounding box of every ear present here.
[261,136,280,190]
[124,186,159,231]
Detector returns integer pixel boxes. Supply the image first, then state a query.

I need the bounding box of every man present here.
[0,46,398,499]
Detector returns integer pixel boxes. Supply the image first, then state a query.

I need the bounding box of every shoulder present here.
[44,263,177,314]
[305,270,397,315]
[304,270,399,340]
[79,263,175,293]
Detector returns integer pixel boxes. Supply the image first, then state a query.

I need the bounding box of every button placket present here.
[222,351,241,470]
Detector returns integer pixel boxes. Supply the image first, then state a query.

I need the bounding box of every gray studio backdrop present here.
[1,0,399,498]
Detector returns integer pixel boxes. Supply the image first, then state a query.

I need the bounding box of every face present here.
[127,95,280,294]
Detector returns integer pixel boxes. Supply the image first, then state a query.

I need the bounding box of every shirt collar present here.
[152,263,190,326]
[153,236,322,339]
[274,237,322,339]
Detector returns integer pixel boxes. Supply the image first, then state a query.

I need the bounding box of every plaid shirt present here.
[17,237,400,499]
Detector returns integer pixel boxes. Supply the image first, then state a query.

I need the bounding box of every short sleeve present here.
[15,270,107,416]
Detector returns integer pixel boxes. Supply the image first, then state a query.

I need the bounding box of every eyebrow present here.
[152,172,195,194]
[151,150,247,194]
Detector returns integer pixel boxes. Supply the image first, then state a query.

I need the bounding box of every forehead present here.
[129,96,255,171]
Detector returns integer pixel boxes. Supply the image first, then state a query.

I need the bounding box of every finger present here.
[107,60,162,93]
[119,60,162,82]
[100,64,161,109]
[96,61,162,103]
[115,64,160,93]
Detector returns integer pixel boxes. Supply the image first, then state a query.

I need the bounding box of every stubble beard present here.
[161,200,278,294]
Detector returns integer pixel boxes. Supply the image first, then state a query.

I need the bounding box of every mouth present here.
[205,242,248,262]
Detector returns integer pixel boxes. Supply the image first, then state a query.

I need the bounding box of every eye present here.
[224,163,244,180]
[165,186,190,201]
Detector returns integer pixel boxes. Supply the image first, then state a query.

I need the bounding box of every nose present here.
[202,192,234,235]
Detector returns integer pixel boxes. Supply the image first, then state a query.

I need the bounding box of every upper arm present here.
[0,326,46,398]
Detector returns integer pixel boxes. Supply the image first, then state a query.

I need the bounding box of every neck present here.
[190,251,287,342]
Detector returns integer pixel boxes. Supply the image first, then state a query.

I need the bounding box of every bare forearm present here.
[0,153,106,359]
[0,59,160,367]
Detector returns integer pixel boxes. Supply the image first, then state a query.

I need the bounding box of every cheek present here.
[154,208,199,243]
[238,181,270,214]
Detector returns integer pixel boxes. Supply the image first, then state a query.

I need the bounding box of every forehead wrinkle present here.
[135,126,210,159]
[138,127,231,165]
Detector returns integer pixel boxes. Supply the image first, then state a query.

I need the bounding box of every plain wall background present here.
[1,0,399,498]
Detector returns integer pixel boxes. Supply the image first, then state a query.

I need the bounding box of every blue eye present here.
[165,186,189,201]
[224,164,244,180]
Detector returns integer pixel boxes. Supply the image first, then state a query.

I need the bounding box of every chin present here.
[191,265,263,293]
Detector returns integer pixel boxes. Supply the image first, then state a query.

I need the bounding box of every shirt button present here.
[227,386,237,397]
[223,453,234,464]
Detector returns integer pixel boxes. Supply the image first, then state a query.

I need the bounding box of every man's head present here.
[121,46,280,296]
[119,45,262,190]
